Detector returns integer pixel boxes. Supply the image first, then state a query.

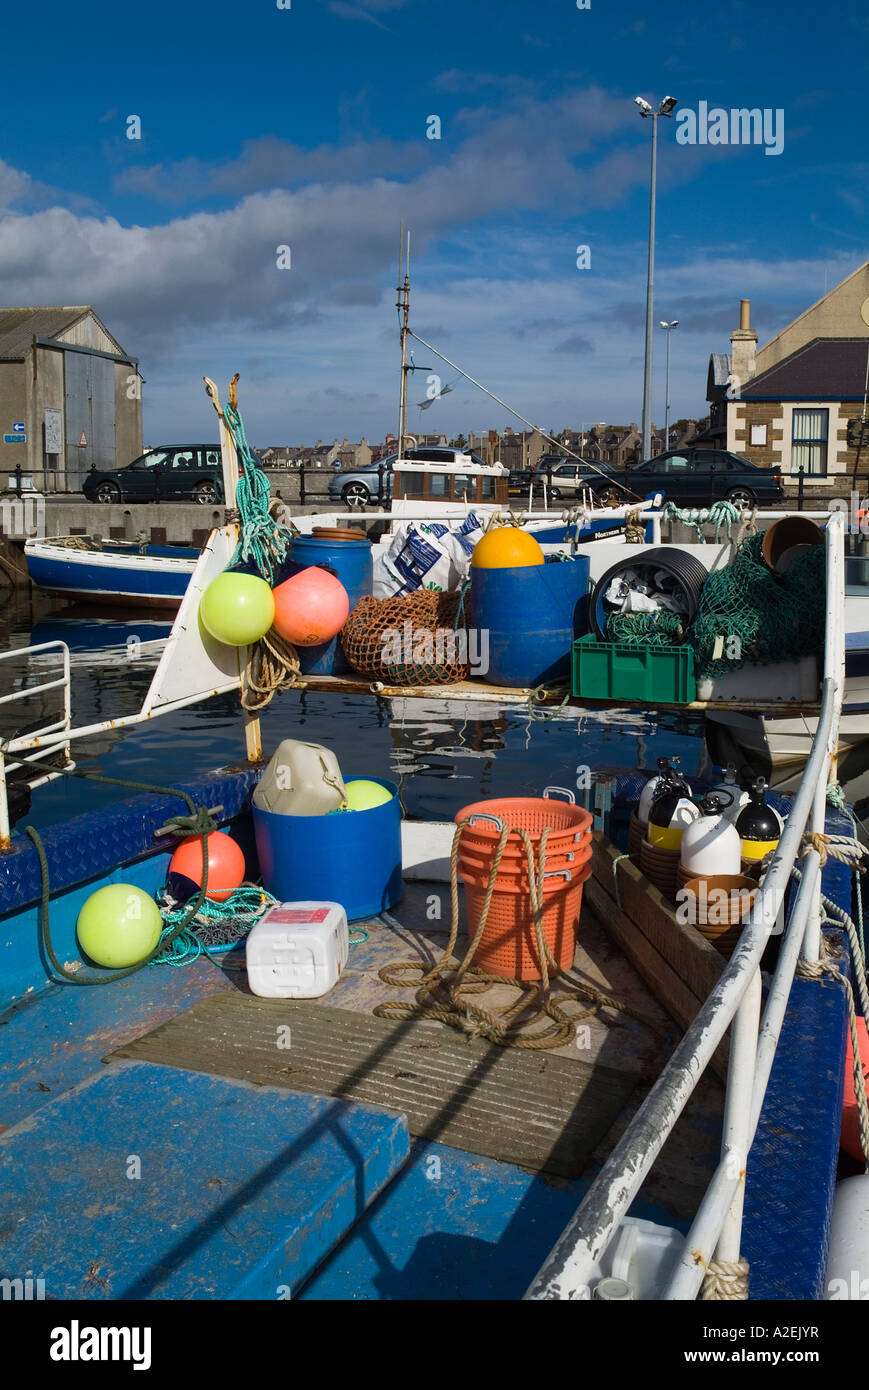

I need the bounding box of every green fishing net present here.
[687,532,825,678]
[604,609,685,648]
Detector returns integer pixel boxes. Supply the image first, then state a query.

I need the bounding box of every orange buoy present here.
[841,1015,869,1162]
[471,526,544,570]
[167,831,246,903]
[272,566,350,647]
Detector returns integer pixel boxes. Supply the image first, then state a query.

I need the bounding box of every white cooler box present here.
[246,902,349,998]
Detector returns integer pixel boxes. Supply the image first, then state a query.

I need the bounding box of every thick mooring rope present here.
[374,818,665,1048]
[241,629,302,711]
[700,1258,750,1300]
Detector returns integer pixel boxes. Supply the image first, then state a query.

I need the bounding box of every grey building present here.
[0,306,143,492]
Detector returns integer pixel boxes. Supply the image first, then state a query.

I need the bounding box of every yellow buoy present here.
[471,527,544,569]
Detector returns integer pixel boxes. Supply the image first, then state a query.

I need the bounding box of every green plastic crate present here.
[571,634,697,705]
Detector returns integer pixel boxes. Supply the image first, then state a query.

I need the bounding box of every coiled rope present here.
[373,819,666,1048]
[241,629,302,711]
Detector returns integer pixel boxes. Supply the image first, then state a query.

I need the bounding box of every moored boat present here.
[23,535,199,608]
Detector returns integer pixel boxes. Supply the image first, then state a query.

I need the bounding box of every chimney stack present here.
[730,299,758,391]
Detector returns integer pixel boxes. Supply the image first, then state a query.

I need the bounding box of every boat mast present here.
[397,224,410,457]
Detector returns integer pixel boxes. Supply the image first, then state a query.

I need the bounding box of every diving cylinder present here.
[709,764,750,824]
[638,757,691,828]
[824,1176,869,1299]
[679,793,742,877]
[252,739,346,816]
[736,779,783,862]
[647,768,700,851]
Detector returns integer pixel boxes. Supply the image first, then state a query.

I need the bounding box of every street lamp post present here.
[634,95,677,463]
[660,319,679,451]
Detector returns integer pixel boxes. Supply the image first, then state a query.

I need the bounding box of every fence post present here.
[378,463,386,505]
[299,467,306,507]
[797,465,805,511]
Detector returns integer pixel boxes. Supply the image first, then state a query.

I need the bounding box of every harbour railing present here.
[525,508,847,1300]
[0,641,73,848]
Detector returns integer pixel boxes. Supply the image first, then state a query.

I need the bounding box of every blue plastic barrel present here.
[470,555,591,688]
[252,775,402,921]
[283,534,373,675]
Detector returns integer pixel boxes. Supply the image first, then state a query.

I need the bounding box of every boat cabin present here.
[391,455,509,518]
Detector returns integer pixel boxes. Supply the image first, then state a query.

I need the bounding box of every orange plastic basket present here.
[462,861,590,980]
[458,837,592,884]
[457,792,592,861]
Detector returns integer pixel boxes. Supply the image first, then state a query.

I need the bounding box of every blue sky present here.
[1,0,867,447]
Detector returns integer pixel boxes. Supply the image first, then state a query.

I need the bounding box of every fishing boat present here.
[0,373,864,1311]
[23,535,199,608]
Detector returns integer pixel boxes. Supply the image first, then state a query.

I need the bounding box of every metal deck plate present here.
[111,995,638,1178]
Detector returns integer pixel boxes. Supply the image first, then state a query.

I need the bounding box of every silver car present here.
[327,447,491,507]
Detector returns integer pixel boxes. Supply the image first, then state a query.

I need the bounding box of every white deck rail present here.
[525,510,847,1301]
[0,641,73,846]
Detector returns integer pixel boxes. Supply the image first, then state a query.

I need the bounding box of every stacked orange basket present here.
[455,789,593,981]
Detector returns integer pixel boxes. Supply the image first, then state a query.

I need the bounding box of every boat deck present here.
[281,671,824,717]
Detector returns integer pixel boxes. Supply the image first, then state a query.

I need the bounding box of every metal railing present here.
[0,642,73,846]
[525,509,846,1300]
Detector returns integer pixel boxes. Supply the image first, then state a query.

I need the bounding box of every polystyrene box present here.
[246,902,349,999]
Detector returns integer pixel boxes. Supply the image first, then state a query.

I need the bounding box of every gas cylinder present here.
[647,766,700,850]
[679,793,742,877]
[638,757,691,827]
[736,778,783,862]
[708,764,750,824]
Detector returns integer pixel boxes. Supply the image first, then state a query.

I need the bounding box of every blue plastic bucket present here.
[283,534,373,675]
[470,555,591,688]
[252,775,402,920]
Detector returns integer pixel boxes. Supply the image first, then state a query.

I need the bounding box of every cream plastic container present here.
[253,739,346,817]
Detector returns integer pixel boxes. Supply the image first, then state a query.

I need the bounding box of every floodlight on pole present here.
[635,95,678,464]
[660,320,679,451]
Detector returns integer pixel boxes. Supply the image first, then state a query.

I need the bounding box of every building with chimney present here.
[707,262,869,480]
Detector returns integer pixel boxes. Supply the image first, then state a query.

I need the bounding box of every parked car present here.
[589,447,784,508]
[512,455,616,499]
[82,445,246,505]
[327,447,491,507]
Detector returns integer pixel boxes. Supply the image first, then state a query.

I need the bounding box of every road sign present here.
[78,431,88,447]
[12,421,24,432]
[3,434,25,444]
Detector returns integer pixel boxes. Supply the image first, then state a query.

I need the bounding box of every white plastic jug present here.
[253,740,346,817]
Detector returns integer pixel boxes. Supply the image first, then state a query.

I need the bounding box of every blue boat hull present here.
[24,543,197,608]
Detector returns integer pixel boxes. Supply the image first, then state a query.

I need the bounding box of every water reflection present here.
[7,591,847,835]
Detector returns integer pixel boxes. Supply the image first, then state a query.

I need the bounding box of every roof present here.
[0,307,93,361]
[708,353,732,391]
[741,337,869,400]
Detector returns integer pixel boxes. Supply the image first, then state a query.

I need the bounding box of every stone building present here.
[0,306,142,492]
[707,262,869,481]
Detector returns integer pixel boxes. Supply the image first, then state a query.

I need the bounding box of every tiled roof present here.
[742,338,869,399]
[0,307,91,360]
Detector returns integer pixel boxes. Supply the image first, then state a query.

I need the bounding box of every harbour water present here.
[1,589,711,833]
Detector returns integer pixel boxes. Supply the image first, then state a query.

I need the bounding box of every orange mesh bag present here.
[340,590,470,686]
